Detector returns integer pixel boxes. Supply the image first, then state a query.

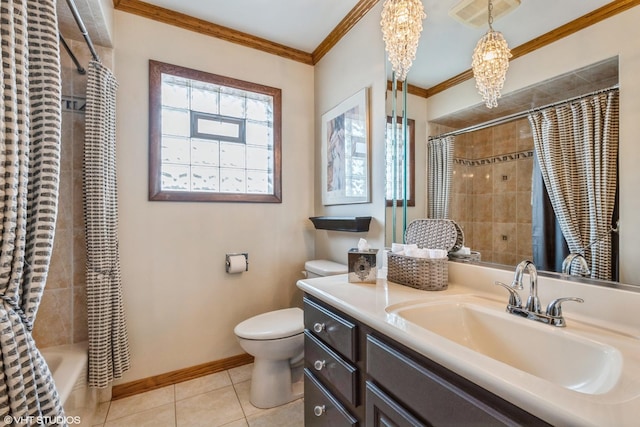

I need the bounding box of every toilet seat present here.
[234,307,303,340]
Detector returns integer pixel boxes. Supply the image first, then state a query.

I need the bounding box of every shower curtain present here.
[528,90,619,281]
[0,0,66,424]
[83,60,131,388]
[427,136,455,219]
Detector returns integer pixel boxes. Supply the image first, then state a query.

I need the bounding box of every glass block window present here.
[385,117,415,206]
[149,60,282,202]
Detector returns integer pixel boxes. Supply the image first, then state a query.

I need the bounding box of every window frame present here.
[386,116,415,207]
[148,60,282,203]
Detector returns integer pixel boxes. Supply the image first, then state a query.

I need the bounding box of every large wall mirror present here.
[385,56,629,286]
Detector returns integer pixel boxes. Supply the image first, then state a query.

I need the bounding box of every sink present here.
[386,298,622,395]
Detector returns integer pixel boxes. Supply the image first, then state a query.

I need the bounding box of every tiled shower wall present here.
[32,39,114,348]
[448,118,534,266]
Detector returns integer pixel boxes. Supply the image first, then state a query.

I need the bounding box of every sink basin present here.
[386,298,622,395]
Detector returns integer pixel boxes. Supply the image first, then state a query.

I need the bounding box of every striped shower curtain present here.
[528,90,619,281]
[83,60,130,388]
[0,0,66,424]
[427,136,455,219]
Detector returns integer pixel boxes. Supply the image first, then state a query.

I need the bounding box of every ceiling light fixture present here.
[471,0,512,108]
[380,0,426,82]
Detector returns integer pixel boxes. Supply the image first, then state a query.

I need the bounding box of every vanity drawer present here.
[304,296,357,361]
[305,330,358,405]
[367,334,548,426]
[304,368,358,427]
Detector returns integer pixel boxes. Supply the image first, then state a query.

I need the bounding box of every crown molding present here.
[113,0,380,66]
[312,0,380,64]
[113,0,313,64]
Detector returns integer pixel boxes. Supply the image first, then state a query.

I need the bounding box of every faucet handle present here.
[494,281,522,308]
[546,297,584,318]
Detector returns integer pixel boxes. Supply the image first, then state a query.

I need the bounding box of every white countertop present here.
[297,262,640,427]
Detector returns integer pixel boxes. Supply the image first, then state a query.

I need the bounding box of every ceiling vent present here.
[449,0,521,28]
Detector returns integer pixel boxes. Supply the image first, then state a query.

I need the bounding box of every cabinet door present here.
[305,368,358,427]
[366,382,424,427]
[367,335,550,426]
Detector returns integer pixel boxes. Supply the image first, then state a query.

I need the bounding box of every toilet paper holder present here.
[226,253,249,273]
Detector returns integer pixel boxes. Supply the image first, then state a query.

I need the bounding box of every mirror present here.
[385,66,428,245]
[385,56,630,285]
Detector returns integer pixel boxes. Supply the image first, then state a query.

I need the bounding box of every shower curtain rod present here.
[64,0,100,63]
[428,84,619,141]
[59,33,86,74]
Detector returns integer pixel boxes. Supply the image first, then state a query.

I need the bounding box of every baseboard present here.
[111,353,254,400]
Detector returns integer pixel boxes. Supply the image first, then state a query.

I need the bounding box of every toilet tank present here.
[304,260,347,278]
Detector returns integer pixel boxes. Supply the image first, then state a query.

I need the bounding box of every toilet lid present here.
[305,260,347,276]
[234,307,304,340]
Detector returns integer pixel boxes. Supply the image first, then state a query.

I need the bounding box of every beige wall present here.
[427,7,640,285]
[314,2,387,264]
[33,40,114,348]
[113,11,315,382]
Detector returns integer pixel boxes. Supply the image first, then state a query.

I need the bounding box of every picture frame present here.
[321,87,370,205]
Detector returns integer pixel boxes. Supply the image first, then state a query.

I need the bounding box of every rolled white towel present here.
[453,246,471,255]
[416,248,430,258]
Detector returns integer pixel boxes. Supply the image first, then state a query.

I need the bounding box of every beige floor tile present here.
[106,386,175,421]
[246,399,304,427]
[233,379,301,420]
[228,363,253,384]
[104,402,175,427]
[220,420,249,427]
[232,380,266,418]
[176,385,244,427]
[92,401,110,425]
[175,371,232,401]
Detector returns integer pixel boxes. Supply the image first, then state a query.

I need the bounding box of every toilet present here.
[234,259,347,408]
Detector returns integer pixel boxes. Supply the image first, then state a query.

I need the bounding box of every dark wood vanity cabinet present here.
[303,296,364,426]
[303,294,552,427]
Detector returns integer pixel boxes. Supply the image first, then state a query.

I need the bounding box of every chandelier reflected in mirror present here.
[471,0,512,108]
[380,0,426,82]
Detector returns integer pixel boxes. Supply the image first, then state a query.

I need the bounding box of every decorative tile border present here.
[454,149,533,167]
[62,95,86,114]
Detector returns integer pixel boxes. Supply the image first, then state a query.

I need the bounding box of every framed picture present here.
[321,88,370,205]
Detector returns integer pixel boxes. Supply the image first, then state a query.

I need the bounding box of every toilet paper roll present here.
[227,254,247,273]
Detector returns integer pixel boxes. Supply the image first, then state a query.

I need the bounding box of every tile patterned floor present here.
[91,364,304,427]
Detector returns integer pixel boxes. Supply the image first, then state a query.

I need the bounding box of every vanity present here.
[297,261,640,426]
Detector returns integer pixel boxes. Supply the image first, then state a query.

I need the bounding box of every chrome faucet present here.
[494,260,584,327]
[562,253,591,277]
[511,260,541,313]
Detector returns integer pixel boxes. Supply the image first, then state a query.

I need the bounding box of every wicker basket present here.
[387,219,463,291]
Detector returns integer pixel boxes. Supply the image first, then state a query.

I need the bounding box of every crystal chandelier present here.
[471,0,512,108]
[380,0,426,82]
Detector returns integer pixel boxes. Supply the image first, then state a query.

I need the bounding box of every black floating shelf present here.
[309,216,372,232]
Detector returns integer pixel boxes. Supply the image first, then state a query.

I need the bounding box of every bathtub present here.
[41,342,102,425]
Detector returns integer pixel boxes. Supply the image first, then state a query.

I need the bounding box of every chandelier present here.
[380,0,426,82]
[471,0,512,108]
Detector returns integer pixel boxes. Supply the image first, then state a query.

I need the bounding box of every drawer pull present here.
[313,322,325,333]
[314,360,326,371]
[314,405,326,417]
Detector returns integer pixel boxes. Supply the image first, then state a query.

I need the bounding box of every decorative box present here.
[348,248,379,284]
